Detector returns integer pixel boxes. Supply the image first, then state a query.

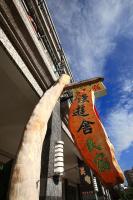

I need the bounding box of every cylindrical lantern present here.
[54,141,64,175]
[93,177,99,192]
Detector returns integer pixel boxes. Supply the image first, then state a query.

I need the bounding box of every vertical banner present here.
[78,159,94,199]
[69,86,124,187]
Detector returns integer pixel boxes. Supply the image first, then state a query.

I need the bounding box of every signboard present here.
[78,159,94,199]
[90,81,106,98]
[64,78,106,98]
[69,86,124,187]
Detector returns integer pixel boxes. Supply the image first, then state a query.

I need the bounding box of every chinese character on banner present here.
[68,86,124,187]
[77,120,95,134]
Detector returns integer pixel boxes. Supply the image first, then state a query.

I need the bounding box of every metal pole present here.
[101,185,106,200]
[94,191,98,200]
[106,189,112,200]
[90,169,99,200]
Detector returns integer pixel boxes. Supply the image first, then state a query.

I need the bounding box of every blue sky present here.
[46,0,133,172]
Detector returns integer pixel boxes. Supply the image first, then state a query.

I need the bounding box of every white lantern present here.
[54,141,64,175]
[93,177,99,192]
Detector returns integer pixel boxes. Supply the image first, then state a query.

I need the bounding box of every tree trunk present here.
[9,74,70,200]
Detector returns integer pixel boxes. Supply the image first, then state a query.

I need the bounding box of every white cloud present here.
[47,0,133,80]
[106,79,133,157]
[107,108,133,157]
[123,80,133,93]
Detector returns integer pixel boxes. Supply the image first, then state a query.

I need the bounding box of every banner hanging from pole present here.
[68,86,124,187]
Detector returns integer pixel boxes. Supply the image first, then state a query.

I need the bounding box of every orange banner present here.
[69,87,124,187]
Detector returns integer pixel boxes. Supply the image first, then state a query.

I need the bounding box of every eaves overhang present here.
[0,0,58,91]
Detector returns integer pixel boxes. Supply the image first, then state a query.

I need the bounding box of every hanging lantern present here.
[54,141,64,175]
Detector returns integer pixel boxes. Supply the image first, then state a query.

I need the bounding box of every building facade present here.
[0,0,111,199]
[124,168,133,187]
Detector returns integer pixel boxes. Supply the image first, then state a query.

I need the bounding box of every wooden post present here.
[9,74,70,200]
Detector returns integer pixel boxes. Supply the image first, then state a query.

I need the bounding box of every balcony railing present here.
[21,0,74,80]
